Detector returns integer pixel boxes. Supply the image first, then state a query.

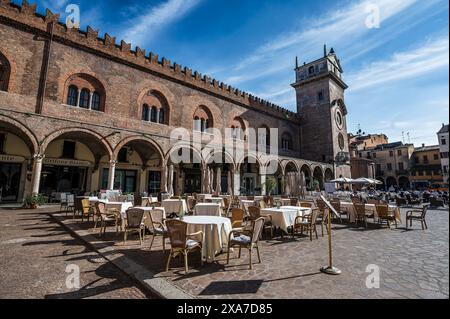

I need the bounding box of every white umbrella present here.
[331,177,355,183]
[216,167,222,195]
[227,171,233,196]
[167,165,174,196]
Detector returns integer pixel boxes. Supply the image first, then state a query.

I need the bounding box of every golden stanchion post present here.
[320,196,341,275]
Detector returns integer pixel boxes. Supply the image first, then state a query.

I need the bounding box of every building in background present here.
[437,124,449,184]
[348,134,388,180]
[409,145,443,190]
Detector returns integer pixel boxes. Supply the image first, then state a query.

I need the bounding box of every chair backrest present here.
[95,201,106,216]
[300,202,313,208]
[259,200,266,209]
[375,204,389,218]
[251,218,265,244]
[421,204,429,218]
[354,203,366,216]
[81,199,91,214]
[231,208,245,228]
[74,197,83,211]
[316,199,326,212]
[126,208,145,228]
[247,206,261,221]
[368,199,380,205]
[187,198,196,211]
[310,208,320,225]
[60,193,67,202]
[67,194,74,204]
[141,198,151,207]
[290,198,299,206]
[331,199,340,211]
[118,195,128,202]
[223,197,230,208]
[166,219,188,249]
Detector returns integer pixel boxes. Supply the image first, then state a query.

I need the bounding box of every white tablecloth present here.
[162,199,188,214]
[182,216,232,263]
[260,206,311,233]
[194,203,222,217]
[240,200,256,211]
[340,202,401,223]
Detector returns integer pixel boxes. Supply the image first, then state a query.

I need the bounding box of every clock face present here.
[335,109,344,129]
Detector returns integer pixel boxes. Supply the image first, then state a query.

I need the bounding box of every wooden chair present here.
[292,208,319,241]
[123,208,145,245]
[406,205,429,230]
[354,203,370,228]
[375,204,397,229]
[330,199,345,223]
[60,193,68,213]
[300,202,313,208]
[141,198,151,207]
[247,206,273,238]
[165,220,203,273]
[73,197,83,219]
[80,198,93,223]
[290,198,299,207]
[316,199,329,236]
[230,208,247,231]
[95,202,122,236]
[223,197,231,216]
[226,218,265,270]
[147,210,168,252]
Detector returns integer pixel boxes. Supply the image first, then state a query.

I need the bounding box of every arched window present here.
[193,106,213,133]
[159,108,165,124]
[91,92,101,111]
[230,117,246,141]
[67,85,78,106]
[140,90,169,125]
[281,133,293,151]
[150,106,158,123]
[64,74,105,111]
[79,89,90,108]
[0,52,11,92]
[258,126,270,149]
[142,104,150,121]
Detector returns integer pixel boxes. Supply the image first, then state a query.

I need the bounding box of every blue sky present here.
[20,0,449,146]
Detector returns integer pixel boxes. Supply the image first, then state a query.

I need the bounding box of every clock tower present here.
[292,46,352,178]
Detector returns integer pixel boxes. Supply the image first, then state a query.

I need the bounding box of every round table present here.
[182,216,232,263]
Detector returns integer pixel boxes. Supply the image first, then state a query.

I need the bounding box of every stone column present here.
[260,166,267,196]
[139,167,147,195]
[31,154,45,195]
[88,92,94,110]
[107,160,117,190]
[233,171,240,196]
[160,164,168,193]
[156,109,160,124]
[76,90,82,107]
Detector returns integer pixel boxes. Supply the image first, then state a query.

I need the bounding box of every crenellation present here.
[0,0,300,120]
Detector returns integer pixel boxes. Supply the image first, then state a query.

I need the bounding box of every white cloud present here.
[347,36,449,91]
[120,0,201,46]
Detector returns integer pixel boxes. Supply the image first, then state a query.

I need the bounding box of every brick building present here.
[410,145,444,190]
[0,1,350,203]
[437,124,449,184]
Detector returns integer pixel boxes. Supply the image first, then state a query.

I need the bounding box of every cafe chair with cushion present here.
[247,206,273,238]
[124,208,145,245]
[230,208,248,232]
[353,202,372,228]
[95,202,122,236]
[226,218,265,270]
[165,220,203,274]
[375,204,397,229]
[80,199,93,223]
[316,199,330,236]
[292,208,319,241]
[147,210,168,253]
[330,199,345,224]
[406,205,429,230]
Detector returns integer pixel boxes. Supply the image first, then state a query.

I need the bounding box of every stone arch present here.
[313,166,324,190]
[203,149,236,172]
[376,177,385,190]
[300,164,312,188]
[283,160,300,174]
[324,168,334,182]
[41,128,113,159]
[386,176,398,189]
[236,153,263,172]
[193,105,214,131]
[114,135,164,164]
[165,144,204,166]
[0,114,39,155]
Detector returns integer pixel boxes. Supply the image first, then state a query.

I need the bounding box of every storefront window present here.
[0,163,21,202]
[39,165,87,196]
[102,168,137,194]
[148,171,161,194]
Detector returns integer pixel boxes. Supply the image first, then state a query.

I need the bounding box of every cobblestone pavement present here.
[0,208,149,299]
[2,206,449,299]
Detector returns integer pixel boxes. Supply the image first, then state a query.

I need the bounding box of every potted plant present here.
[24,194,48,209]
[264,177,278,196]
